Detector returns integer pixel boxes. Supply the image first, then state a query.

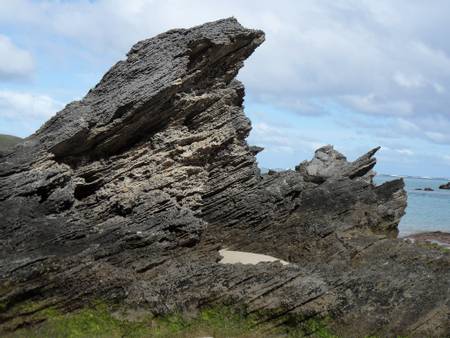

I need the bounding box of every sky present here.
[1,0,450,177]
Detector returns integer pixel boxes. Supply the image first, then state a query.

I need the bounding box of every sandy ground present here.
[219,249,289,265]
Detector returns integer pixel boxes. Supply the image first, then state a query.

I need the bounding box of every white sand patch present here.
[219,249,289,265]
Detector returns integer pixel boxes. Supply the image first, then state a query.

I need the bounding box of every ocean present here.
[374,175,450,236]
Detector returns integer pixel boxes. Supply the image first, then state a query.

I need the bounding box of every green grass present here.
[3,302,339,338]
[416,240,450,253]
[0,134,22,153]
[4,304,149,338]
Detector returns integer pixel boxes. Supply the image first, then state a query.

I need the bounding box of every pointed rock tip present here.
[367,146,381,157]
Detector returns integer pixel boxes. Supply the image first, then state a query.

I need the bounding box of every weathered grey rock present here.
[0,18,448,337]
[295,145,378,184]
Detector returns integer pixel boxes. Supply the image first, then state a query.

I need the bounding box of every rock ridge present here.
[0,18,448,337]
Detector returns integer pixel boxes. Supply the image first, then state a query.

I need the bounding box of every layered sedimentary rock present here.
[0,18,449,337]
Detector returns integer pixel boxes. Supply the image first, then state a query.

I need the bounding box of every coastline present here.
[403,231,450,249]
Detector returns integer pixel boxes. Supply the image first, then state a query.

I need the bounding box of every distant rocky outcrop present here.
[404,231,450,249]
[439,182,450,189]
[295,145,378,184]
[416,187,434,191]
[0,18,448,337]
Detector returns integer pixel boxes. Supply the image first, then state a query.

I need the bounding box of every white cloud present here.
[424,131,449,143]
[442,155,450,163]
[396,148,414,156]
[433,83,445,94]
[341,94,413,116]
[0,35,34,81]
[396,118,420,133]
[251,121,325,153]
[0,90,62,119]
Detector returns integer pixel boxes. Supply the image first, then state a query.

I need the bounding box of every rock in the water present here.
[417,187,435,191]
[0,18,448,337]
[439,182,450,189]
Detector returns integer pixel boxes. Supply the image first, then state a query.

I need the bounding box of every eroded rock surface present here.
[0,18,448,337]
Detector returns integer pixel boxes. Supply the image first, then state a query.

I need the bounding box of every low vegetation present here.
[416,240,450,253]
[3,302,338,338]
[0,134,22,153]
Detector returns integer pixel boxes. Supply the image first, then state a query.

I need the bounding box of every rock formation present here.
[439,182,450,190]
[0,18,449,337]
[416,187,435,191]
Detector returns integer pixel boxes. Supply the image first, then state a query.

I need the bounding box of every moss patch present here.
[3,302,341,338]
[0,134,22,153]
[416,240,450,253]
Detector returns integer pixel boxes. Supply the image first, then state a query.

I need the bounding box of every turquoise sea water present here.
[374,175,450,236]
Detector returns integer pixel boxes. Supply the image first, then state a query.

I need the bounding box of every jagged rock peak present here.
[295,144,379,183]
[9,18,265,168]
